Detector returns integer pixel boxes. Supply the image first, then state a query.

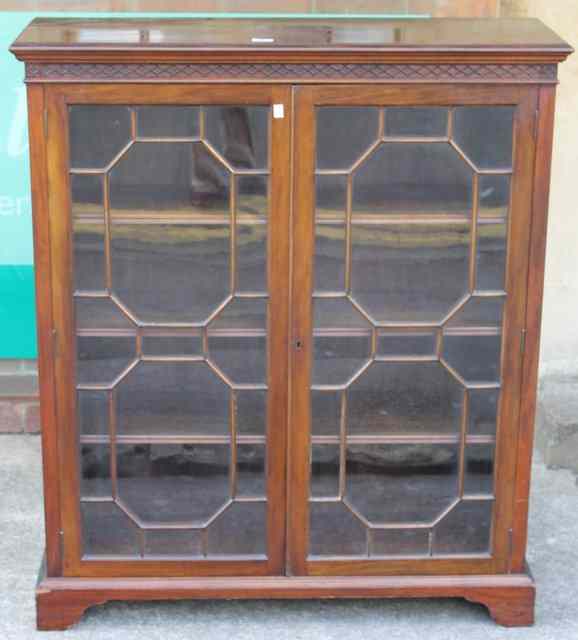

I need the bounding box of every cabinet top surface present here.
[11,17,572,64]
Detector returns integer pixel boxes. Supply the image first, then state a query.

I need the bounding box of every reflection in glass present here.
[314,222,346,292]
[205,106,269,170]
[116,362,228,437]
[348,362,463,436]
[75,297,134,330]
[237,223,267,292]
[317,107,379,170]
[446,296,504,327]
[117,444,230,525]
[346,444,459,524]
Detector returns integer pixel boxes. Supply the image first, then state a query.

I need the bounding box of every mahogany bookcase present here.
[10,16,572,631]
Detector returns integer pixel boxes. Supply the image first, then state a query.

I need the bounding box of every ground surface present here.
[1,434,577,639]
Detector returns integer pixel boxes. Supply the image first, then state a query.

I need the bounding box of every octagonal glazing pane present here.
[346,443,459,525]
[348,362,463,437]
[116,362,229,438]
[117,443,230,526]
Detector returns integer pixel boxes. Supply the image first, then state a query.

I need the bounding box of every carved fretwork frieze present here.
[25,62,558,84]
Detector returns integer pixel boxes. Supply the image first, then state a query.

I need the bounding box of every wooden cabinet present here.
[10,17,572,631]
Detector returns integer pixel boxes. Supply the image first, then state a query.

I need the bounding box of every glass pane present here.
[445,296,504,328]
[76,336,135,386]
[144,529,203,557]
[464,444,495,496]
[204,106,269,170]
[468,389,499,438]
[352,143,473,217]
[237,223,267,293]
[477,221,508,291]
[80,443,111,498]
[116,362,229,437]
[348,362,463,436]
[313,298,371,386]
[316,174,347,220]
[71,174,105,292]
[432,500,493,555]
[384,107,448,137]
[309,502,366,556]
[141,334,202,357]
[69,105,131,169]
[453,106,515,170]
[479,175,510,220]
[310,444,340,498]
[117,444,229,525]
[351,222,470,323]
[317,107,379,170]
[238,175,268,217]
[236,390,266,437]
[311,390,341,437]
[81,502,138,556]
[136,106,199,138]
[208,298,267,385]
[346,444,459,524]
[443,334,502,384]
[78,390,108,437]
[75,297,134,331]
[371,528,429,557]
[377,330,436,357]
[207,502,266,556]
[237,444,266,498]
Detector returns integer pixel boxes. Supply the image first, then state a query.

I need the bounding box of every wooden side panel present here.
[27,83,62,577]
[510,86,557,572]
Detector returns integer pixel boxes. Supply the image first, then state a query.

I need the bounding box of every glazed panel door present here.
[48,84,291,577]
[289,85,538,576]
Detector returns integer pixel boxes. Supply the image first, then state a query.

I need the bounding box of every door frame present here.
[288,84,539,576]
[43,83,292,578]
